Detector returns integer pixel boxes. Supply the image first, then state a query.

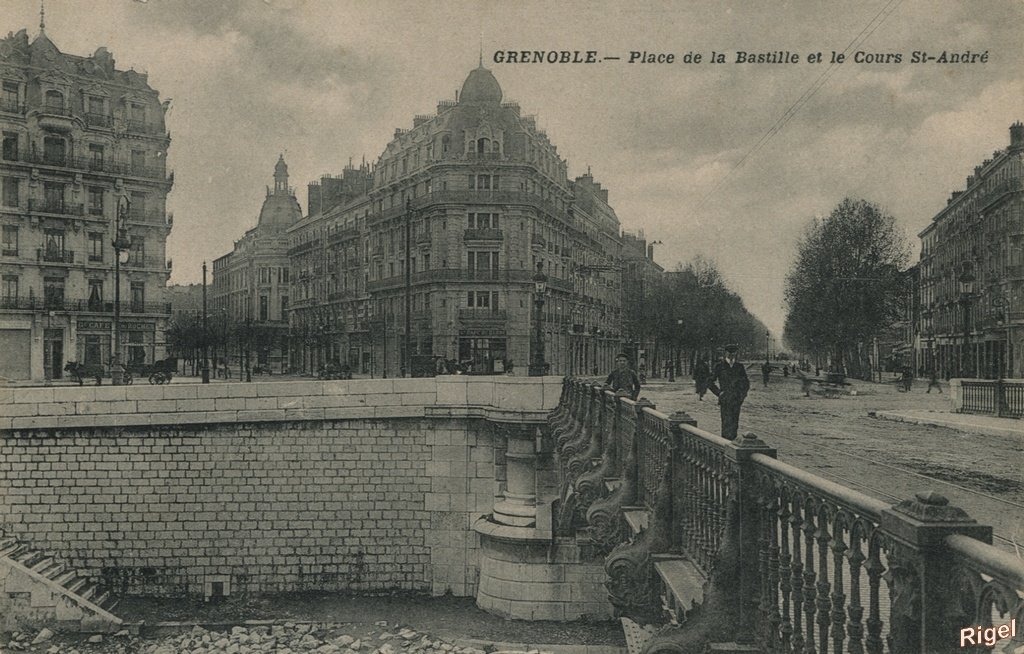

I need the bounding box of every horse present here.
[64,361,104,386]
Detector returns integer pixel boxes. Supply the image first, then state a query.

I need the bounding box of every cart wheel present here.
[149,374,159,385]
[124,373,133,385]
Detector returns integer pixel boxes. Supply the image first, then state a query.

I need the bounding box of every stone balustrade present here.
[548,378,1024,654]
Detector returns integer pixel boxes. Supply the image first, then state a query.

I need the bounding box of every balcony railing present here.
[37,105,74,117]
[531,234,546,249]
[126,120,164,136]
[463,228,504,241]
[84,113,113,129]
[0,297,170,314]
[36,248,75,264]
[365,267,576,293]
[458,308,507,322]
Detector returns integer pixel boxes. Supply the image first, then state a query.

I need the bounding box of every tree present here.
[783,198,910,378]
[642,256,769,373]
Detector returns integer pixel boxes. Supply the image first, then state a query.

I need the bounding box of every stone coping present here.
[0,376,564,431]
[473,516,553,543]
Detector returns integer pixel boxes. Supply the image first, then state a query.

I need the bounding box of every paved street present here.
[633,371,1024,555]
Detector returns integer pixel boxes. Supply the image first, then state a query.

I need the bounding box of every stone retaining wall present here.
[0,377,561,600]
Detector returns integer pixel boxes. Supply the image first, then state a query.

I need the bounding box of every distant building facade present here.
[0,26,173,381]
[285,65,631,377]
[918,122,1024,378]
[211,156,299,373]
[620,230,663,368]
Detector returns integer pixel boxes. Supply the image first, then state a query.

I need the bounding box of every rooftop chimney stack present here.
[1010,121,1024,151]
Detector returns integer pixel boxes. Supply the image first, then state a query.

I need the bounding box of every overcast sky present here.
[9,0,1023,337]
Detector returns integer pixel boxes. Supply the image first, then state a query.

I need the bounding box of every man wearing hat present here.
[606,352,641,400]
[708,344,750,440]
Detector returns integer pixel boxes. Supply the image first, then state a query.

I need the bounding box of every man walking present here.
[693,357,711,401]
[709,344,750,440]
[606,352,641,400]
[927,367,942,393]
[761,360,771,388]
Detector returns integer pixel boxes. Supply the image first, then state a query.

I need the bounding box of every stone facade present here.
[211,156,301,374]
[918,122,1024,379]
[0,377,561,601]
[284,65,644,379]
[0,25,173,382]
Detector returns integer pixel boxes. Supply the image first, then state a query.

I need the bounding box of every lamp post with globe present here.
[529,262,548,376]
[111,196,132,385]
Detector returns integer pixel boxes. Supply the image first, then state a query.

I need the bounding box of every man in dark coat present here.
[708,344,750,440]
[693,358,711,401]
[606,352,641,400]
[761,360,771,387]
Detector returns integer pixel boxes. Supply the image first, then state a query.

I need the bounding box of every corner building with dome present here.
[284,64,653,377]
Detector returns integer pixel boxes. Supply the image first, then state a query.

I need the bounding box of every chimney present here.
[1011,121,1024,150]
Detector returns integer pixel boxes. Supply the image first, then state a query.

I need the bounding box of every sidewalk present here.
[870,408,1024,439]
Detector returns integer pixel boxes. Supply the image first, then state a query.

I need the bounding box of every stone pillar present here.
[880,491,992,654]
[492,423,538,528]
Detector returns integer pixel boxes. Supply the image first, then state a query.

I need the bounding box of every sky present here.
[7,0,1024,338]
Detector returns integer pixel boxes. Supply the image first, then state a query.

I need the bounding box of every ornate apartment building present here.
[918,122,1024,379]
[286,65,629,377]
[211,156,300,372]
[0,26,173,381]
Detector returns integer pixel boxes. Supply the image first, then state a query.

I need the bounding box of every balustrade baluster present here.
[779,495,794,651]
[864,536,885,654]
[768,495,782,647]
[816,515,832,652]
[803,506,818,654]
[845,525,867,654]
[830,518,848,654]
[759,494,776,649]
[791,501,806,654]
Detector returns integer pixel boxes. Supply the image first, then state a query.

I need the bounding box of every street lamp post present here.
[958,264,976,378]
[529,262,548,376]
[111,196,132,385]
[404,199,413,378]
[765,329,770,362]
[201,261,210,383]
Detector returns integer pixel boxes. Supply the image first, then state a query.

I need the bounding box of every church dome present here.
[460,65,502,104]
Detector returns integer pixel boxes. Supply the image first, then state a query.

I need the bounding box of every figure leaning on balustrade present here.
[605,352,641,400]
[707,344,750,440]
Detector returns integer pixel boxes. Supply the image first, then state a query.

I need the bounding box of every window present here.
[43,277,64,309]
[130,191,147,218]
[2,275,17,302]
[466,291,500,309]
[259,267,270,284]
[130,236,145,265]
[87,96,104,116]
[467,251,499,271]
[44,90,63,112]
[280,296,288,315]
[88,187,104,215]
[43,182,64,212]
[129,103,145,123]
[43,136,65,165]
[468,213,499,229]
[1,225,16,256]
[2,132,17,160]
[1,177,17,207]
[128,330,146,365]
[88,279,103,310]
[1,81,18,112]
[88,144,104,169]
[43,229,65,257]
[259,296,269,321]
[131,149,146,173]
[130,282,145,312]
[88,232,104,262]
[282,268,289,283]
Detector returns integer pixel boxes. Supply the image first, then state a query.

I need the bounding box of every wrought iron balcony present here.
[463,228,503,242]
[84,113,113,129]
[126,120,164,136]
[531,234,546,250]
[458,308,507,322]
[37,248,75,264]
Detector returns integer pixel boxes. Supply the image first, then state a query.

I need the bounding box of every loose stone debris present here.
[2,622,512,654]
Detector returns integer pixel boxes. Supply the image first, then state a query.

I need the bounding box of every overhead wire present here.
[691,0,907,216]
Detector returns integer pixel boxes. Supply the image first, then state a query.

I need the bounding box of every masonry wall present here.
[0,377,560,600]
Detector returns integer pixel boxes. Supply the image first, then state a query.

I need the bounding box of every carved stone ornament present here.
[893,491,975,523]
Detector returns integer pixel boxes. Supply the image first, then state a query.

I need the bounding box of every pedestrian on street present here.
[606,352,641,400]
[783,365,790,378]
[796,369,813,397]
[927,368,942,393]
[693,358,711,401]
[761,360,771,388]
[901,366,913,392]
[708,344,750,440]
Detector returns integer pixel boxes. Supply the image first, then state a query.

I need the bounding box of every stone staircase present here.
[0,535,123,632]
[607,483,760,654]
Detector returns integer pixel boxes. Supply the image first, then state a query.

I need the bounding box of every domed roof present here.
[460,65,502,104]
